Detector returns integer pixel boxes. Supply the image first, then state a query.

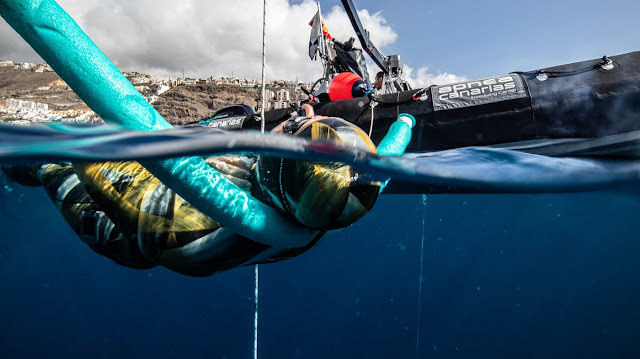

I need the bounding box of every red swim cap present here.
[328,72,367,101]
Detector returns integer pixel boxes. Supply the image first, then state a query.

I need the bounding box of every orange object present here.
[328,72,367,101]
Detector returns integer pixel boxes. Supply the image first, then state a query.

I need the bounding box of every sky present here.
[1,0,639,87]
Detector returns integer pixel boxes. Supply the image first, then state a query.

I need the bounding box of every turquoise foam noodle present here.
[377,116,413,157]
[0,0,317,247]
[376,115,415,192]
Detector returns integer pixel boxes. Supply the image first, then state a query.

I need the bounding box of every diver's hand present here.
[205,155,255,191]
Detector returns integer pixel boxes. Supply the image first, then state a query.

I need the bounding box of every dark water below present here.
[1,173,639,358]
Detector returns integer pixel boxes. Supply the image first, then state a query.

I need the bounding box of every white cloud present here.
[403,66,467,88]
[0,0,463,86]
[321,5,397,48]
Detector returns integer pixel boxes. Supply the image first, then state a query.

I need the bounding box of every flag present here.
[309,12,333,41]
[308,11,333,60]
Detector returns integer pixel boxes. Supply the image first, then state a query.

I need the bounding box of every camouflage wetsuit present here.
[6,161,322,277]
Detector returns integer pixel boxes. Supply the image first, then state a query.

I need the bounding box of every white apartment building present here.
[6,99,49,112]
[276,89,290,102]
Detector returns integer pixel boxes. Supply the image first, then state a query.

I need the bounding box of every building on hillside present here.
[264,89,275,101]
[157,85,171,95]
[151,76,182,87]
[272,101,290,110]
[134,85,150,92]
[34,64,54,72]
[276,89,291,102]
[6,99,49,113]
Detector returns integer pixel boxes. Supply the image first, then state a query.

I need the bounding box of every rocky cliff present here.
[153,84,260,125]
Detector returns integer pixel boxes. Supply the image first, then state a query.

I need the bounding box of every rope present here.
[254,262,259,359]
[539,56,612,77]
[255,2,266,359]
[416,194,427,355]
[368,99,377,137]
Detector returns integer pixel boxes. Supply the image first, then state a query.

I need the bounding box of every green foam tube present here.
[377,113,415,192]
[377,113,415,157]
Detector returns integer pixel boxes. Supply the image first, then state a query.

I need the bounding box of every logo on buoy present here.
[432,74,526,111]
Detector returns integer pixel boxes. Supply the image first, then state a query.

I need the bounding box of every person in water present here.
[3,105,413,277]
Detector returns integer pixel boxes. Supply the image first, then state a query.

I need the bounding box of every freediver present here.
[2,106,415,277]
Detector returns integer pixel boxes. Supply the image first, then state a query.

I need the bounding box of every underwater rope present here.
[254,262,259,359]
[416,194,427,354]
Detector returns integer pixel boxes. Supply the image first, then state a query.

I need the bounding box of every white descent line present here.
[416,194,427,355]
[254,262,259,359]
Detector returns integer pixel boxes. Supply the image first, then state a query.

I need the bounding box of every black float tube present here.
[255,51,640,155]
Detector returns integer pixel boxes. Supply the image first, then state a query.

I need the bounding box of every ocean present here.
[2,169,639,358]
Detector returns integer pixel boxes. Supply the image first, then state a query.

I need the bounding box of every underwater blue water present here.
[1,171,640,359]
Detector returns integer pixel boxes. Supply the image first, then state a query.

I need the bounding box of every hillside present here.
[154,84,260,125]
[0,66,86,110]
[0,66,261,125]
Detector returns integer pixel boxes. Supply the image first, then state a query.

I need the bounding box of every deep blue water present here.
[2,172,640,358]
